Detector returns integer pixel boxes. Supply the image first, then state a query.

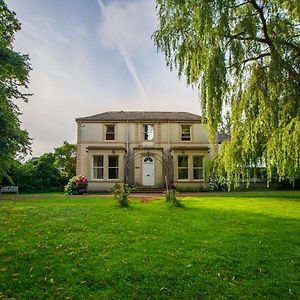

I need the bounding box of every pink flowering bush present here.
[65,175,88,195]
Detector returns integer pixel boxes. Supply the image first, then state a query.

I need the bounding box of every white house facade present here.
[76,111,215,192]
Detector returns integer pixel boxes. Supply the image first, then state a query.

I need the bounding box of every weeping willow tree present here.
[154,0,300,187]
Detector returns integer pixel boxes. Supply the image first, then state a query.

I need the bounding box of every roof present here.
[76,111,202,122]
[218,133,230,143]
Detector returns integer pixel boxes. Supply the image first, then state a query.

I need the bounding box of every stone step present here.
[132,186,165,193]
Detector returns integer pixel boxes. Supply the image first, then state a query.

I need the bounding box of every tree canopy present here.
[0,1,31,181]
[154,0,300,187]
[5,141,76,192]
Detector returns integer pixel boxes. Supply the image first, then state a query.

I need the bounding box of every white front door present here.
[142,156,154,186]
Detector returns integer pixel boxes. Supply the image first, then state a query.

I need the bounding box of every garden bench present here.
[0,186,19,194]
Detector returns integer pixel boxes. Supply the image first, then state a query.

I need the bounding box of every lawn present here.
[0,192,299,299]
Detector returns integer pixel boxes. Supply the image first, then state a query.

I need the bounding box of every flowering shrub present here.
[208,176,227,191]
[65,175,88,195]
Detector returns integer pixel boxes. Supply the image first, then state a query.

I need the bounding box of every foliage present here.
[208,176,228,192]
[113,183,131,207]
[154,0,300,186]
[0,193,299,298]
[0,1,32,181]
[64,175,87,195]
[54,141,76,179]
[4,153,65,192]
[164,184,182,207]
[3,141,76,192]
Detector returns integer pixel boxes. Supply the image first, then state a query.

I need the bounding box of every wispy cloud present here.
[97,0,148,108]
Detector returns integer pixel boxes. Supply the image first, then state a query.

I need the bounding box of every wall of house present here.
[78,121,209,145]
[77,120,211,191]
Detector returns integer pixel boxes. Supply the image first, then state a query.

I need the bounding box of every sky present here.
[6,0,200,157]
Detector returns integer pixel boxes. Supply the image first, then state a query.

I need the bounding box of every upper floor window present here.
[144,124,154,141]
[105,125,115,140]
[93,155,103,180]
[181,125,191,141]
[193,156,204,180]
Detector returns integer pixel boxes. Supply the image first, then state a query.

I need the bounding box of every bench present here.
[0,186,19,194]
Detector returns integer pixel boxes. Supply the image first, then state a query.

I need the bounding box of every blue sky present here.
[6,0,200,157]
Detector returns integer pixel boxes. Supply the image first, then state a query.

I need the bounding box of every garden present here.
[0,191,299,299]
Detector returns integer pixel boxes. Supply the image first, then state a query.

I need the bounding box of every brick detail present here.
[135,123,140,144]
[157,123,161,144]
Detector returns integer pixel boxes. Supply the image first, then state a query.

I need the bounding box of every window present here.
[178,156,189,180]
[143,124,154,141]
[193,156,204,180]
[181,125,191,141]
[144,156,153,163]
[105,125,115,140]
[93,155,103,179]
[108,155,119,179]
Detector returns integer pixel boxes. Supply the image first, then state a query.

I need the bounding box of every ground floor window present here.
[178,155,189,180]
[193,156,204,180]
[108,155,119,179]
[177,154,205,181]
[93,155,103,179]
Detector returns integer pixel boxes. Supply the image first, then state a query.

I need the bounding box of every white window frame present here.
[105,124,115,141]
[181,125,191,141]
[108,155,119,180]
[143,124,154,141]
[193,155,204,181]
[177,155,189,180]
[92,155,104,180]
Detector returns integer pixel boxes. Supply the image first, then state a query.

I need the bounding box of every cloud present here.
[97,0,155,54]
[7,0,200,158]
[97,0,152,108]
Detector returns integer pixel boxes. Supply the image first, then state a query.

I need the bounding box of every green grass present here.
[0,192,299,299]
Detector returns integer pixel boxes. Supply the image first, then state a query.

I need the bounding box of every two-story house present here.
[76,111,212,192]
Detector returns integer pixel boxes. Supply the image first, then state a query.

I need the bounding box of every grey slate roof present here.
[76,111,202,122]
[218,133,230,143]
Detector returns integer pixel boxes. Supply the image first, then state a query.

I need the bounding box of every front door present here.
[142,156,154,186]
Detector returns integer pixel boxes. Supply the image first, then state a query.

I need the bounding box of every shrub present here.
[65,175,88,195]
[208,176,227,191]
[113,184,131,207]
[164,184,182,207]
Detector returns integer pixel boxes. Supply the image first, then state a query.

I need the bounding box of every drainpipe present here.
[125,119,129,184]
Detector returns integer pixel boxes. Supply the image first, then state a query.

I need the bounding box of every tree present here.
[0,1,31,181]
[5,141,76,192]
[7,153,64,193]
[154,0,300,187]
[53,141,76,179]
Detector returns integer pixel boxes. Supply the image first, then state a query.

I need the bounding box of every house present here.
[76,111,213,192]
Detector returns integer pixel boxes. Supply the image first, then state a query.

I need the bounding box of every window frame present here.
[108,155,119,180]
[193,155,204,180]
[143,124,154,141]
[92,155,104,180]
[181,125,191,141]
[105,124,115,141]
[177,155,189,180]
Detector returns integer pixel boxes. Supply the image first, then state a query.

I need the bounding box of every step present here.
[132,186,165,193]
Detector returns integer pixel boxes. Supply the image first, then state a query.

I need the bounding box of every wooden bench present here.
[0,186,19,194]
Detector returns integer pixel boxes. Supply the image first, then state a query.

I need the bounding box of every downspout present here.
[125,119,129,184]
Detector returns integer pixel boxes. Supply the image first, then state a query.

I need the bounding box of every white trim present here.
[105,124,116,141]
[180,124,192,142]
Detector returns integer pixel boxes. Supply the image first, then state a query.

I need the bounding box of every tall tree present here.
[154,0,300,187]
[0,1,31,181]
[54,141,76,179]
